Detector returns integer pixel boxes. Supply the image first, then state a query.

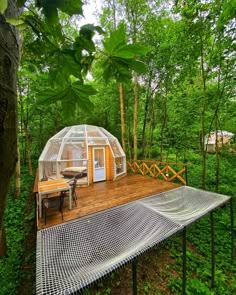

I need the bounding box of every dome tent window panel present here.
[60,141,87,161]
[86,125,103,138]
[40,139,61,162]
[100,127,114,138]
[51,127,71,139]
[88,138,108,145]
[115,157,125,175]
[108,138,124,157]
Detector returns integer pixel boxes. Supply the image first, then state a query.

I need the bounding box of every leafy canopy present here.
[102,23,149,83]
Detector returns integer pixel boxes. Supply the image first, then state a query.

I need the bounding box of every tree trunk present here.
[0,0,20,257]
[200,36,206,189]
[133,74,138,160]
[119,83,126,152]
[200,36,207,190]
[215,118,219,193]
[160,96,167,162]
[141,74,152,157]
[24,120,33,176]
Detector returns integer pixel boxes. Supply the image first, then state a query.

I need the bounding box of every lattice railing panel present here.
[127,160,187,185]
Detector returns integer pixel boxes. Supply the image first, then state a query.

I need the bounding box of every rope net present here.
[36,186,230,295]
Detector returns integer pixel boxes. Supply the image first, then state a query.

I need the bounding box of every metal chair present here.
[63,176,78,207]
[68,177,78,207]
[42,191,65,225]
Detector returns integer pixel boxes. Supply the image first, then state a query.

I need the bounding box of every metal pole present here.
[210,212,215,289]
[132,259,137,295]
[182,227,187,295]
[230,198,235,260]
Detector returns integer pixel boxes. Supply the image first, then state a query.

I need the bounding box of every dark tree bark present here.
[0,0,20,256]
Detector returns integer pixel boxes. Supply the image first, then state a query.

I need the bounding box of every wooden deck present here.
[37,174,181,230]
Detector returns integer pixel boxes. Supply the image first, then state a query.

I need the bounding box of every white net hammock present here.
[36,186,230,295]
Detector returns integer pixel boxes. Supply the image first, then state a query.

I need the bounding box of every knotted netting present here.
[36,186,230,295]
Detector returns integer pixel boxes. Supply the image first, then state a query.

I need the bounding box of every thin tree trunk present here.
[0,0,20,257]
[200,36,207,190]
[119,83,126,152]
[146,98,156,159]
[160,96,167,162]
[215,118,219,192]
[141,74,152,158]
[133,74,138,160]
[24,120,33,176]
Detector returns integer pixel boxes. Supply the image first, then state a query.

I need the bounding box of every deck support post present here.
[210,212,215,289]
[132,259,137,295]
[182,227,187,295]
[230,198,235,260]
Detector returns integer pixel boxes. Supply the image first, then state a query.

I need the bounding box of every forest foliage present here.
[0,0,235,294]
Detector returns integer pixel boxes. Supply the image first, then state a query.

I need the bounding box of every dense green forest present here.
[0,0,235,294]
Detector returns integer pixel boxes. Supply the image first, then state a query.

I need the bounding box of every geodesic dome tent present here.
[38,125,126,185]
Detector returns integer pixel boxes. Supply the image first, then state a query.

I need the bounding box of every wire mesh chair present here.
[42,191,65,225]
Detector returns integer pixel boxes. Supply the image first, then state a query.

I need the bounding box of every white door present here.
[93,148,106,182]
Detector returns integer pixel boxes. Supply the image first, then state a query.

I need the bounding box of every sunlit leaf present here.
[0,0,7,14]
[6,17,25,26]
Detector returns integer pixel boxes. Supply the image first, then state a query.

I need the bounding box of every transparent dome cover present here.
[39,125,126,180]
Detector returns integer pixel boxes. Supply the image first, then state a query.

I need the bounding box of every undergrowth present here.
[0,167,35,295]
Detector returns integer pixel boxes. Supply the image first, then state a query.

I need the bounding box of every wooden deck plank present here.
[37,174,181,230]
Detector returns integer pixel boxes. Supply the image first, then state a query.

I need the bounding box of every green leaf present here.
[114,44,150,58]
[37,81,96,115]
[6,17,25,26]
[51,51,82,82]
[72,82,96,94]
[37,87,69,104]
[36,0,59,25]
[103,23,126,54]
[57,0,83,16]
[126,59,148,74]
[17,0,27,6]
[80,24,105,36]
[0,0,7,14]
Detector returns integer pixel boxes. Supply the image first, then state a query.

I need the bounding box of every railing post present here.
[210,212,215,289]
[184,161,188,186]
[132,259,137,295]
[230,198,235,260]
[182,227,187,295]
[166,162,169,181]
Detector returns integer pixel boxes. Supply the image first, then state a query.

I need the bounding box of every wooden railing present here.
[127,160,187,185]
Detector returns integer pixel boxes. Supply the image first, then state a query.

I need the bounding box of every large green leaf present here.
[125,59,148,74]
[52,52,82,81]
[56,0,83,16]
[0,0,7,14]
[72,81,97,97]
[36,0,59,25]
[114,44,150,59]
[103,23,127,54]
[17,0,27,6]
[37,87,69,104]
[80,24,105,37]
[37,81,96,115]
